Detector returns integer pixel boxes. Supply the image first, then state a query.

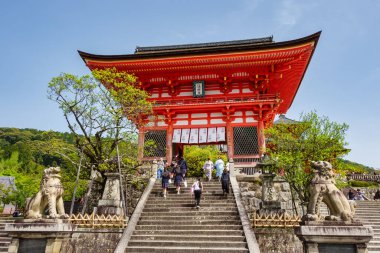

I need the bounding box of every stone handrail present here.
[113,177,156,253]
[347,174,380,182]
[229,160,261,253]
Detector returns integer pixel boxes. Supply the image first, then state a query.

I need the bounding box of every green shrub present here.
[349,180,379,188]
[184,145,227,178]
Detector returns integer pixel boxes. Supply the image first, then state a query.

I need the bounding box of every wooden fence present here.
[252,212,301,228]
[69,213,127,228]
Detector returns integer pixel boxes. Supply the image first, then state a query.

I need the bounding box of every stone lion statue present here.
[304,161,356,222]
[25,167,69,219]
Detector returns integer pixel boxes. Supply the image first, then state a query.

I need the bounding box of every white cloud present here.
[275,1,319,30]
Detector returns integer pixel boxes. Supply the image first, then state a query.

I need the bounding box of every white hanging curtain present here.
[189,128,199,144]
[199,128,208,143]
[181,128,190,143]
[172,129,182,143]
[207,127,217,142]
[216,127,226,142]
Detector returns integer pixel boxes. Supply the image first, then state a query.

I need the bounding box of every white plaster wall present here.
[246,117,257,123]
[191,113,208,118]
[174,120,189,126]
[211,112,223,117]
[178,91,193,96]
[157,121,168,126]
[210,119,224,124]
[232,118,243,123]
[191,119,208,125]
[206,90,223,95]
[175,114,189,119]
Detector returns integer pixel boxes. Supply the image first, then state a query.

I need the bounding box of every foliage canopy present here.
[265,111,350,203]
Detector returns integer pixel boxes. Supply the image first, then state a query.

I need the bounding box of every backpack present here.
[162,170,170,177]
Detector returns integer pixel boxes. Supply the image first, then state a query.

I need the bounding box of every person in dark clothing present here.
[374,189,380,200]
[191,178,203,208]
[177,156,188,187]
[161,168,170,198]
[221,168,230,195]
[348,189,355,200]
[174,166,183,194]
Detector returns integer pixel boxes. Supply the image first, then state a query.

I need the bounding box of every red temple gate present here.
[79,32,320,165]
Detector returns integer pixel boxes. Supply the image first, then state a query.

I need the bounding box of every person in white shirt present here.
[191,178,204,208]
[214,157,224,182]
[203,158,214,181]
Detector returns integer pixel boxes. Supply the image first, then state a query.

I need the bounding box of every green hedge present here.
[349,180,379,188]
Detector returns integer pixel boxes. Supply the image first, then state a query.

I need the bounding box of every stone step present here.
[139,215,240,221]
[142,207,238,212]
[144,203,236,208]
[152,184,227,188]
[130,235,246,242]
[135,225,243,231]
[138,220,242,225]
[133,230,245,236]
[356,219,380,223]
[127,240,247,248]
[147,199,236,204]
[360,219,380,226]
[140,211,239,217]
[355,213,380,216]
[124,246,249,253]
[366,226,380,230]
[0,242,9,247]
[148,196,234,200]
[151,193,233,198]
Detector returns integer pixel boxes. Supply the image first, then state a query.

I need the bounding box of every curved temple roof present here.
[78,32,320,61]
[78,31,321,115]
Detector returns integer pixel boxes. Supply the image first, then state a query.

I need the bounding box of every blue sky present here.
[0,0,379,168]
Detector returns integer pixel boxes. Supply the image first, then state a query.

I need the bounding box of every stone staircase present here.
[355,201,380,252]
[124,178,249,252]
[0,217,14,252]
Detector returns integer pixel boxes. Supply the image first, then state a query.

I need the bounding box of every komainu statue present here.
[304,161,356,222]
[25,167,69,219]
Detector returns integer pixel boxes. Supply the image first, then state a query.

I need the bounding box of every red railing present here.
[149,94,279,107]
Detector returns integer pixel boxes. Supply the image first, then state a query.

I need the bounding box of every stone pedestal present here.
[97,173,124,215]
[295,222,373,253]
[260,173,282,213]
[5,219,76,253]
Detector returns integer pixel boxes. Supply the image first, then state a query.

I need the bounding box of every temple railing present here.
[347,174,380,183]
[252,212,301,228]
[69,213,127,228]
[150,94,279,107]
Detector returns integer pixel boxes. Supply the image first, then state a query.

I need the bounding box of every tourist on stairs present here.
[203,158,214,181]
[191,178,204,208]
[214,156,225,182]
[174,165,183,194]
[221,168,230,196]
[161,167,170,198]
[177,155,188,187]
[157,157,165,179]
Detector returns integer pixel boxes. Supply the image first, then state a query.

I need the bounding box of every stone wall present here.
[237,173,303,252]
[60,230,122,253]
[237,174,297,218]
[254,228,302,253]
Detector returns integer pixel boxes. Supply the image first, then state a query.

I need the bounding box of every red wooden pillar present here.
[258,120,266,156]
[226,120,234,160]
[137,128,145,162]
[166,124,173,164]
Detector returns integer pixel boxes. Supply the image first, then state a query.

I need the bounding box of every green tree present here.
[265,111,349,205]
[47,68,153,213]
